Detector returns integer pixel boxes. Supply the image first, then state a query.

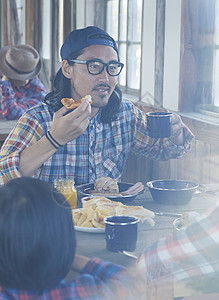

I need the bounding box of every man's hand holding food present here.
[50,96,92,146]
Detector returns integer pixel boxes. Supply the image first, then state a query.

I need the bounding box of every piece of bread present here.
[61,95,92,109]
[179,211,201,227]
[83,196,112,208]
[117,205,155,226]
[73,197,155,228]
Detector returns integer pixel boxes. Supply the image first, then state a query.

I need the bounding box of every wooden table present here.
[74,189,216,264]
[66,187,218,298]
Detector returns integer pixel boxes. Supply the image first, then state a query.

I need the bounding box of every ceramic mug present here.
[146,112,173,138]
[104,216,139,252]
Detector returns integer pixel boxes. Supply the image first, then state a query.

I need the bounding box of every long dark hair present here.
[43,50,122,124]
[0,177,76,292]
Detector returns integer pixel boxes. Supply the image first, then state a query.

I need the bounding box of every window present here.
[213,0,219,107]
[106,0,143,94]
[181,0,219,115]
[105,0,219,117]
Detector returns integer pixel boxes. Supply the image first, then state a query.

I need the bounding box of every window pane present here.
[127,0,142,90]
[127,44,141,89]
[215,0,219,44]
[15,0,25,43]
[213,1,219,106]
[119,0,127,41]
[42,0,51,59]
[119,43,126,86]
[213,50,219,106]
[107,0,118,40]
[128,0,142,42]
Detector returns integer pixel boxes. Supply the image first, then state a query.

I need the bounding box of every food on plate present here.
[61,95,92,109]
[72,196,155,228]
[179,211,201,227]
[174,211,201,230]
[87,177,145,197]
[121,182,145,195]
[94,177,119,194]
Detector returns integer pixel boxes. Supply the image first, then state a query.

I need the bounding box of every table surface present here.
[66,186,218,298]
[74,188,216,265]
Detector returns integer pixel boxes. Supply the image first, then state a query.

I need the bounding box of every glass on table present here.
[53,178,77,209]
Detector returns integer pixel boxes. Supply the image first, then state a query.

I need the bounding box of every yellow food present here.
[72,197,155,228]
[61,95,92,109]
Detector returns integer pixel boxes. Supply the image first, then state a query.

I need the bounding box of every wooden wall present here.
[122,103,219,185]
[122,135,219,185]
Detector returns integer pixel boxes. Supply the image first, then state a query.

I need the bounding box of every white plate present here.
[73,208,105,233]
[74,226,105,233]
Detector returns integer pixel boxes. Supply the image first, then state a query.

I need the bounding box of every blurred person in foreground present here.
[0,177,145,299]
[136,198,219,299]
[0,44,46,120]
[0,26,193,184]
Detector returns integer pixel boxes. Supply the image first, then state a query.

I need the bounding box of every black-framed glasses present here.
[68,59,124,76]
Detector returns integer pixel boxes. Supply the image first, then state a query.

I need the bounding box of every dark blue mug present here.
[104,216,139,252]
[146,112,173,138]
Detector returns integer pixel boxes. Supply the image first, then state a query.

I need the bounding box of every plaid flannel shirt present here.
[0,76,46,120]
[0,100,193,185]
[0,257,145,299]
[137,199,219,283]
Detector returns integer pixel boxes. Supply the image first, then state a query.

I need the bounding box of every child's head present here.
[0,177,76,291]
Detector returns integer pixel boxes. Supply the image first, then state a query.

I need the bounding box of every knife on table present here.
[120,251,139,259]
[155,212,182,217]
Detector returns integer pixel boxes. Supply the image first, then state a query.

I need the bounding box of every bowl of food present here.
[146,179,199,205]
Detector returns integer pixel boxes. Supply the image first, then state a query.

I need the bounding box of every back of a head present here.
[0,177,76,292]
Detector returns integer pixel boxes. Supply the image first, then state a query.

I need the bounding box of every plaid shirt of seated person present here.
[0,76,46,120]
[0,100,193,184]
[0,257,145,300]
[137,199,219,284]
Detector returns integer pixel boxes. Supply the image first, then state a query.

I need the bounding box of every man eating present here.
[0,26,193,185]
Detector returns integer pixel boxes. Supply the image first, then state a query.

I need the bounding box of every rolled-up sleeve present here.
[0,113,44,182]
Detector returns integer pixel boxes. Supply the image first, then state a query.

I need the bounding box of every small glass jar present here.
[54,178,77,209]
